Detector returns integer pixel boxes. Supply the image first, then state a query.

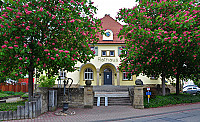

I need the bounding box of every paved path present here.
[8,102,200,122]
[6,97,23,103]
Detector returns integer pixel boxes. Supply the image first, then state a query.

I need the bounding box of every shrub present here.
[144,93,200,108]
[38,75,56,88]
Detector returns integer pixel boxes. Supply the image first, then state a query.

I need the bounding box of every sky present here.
[91,0,137,22]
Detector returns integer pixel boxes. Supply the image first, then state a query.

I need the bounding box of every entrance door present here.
[104,68,112,85]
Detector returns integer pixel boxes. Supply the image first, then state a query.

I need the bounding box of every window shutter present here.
[118,47,122,56]
[94,47,98,56]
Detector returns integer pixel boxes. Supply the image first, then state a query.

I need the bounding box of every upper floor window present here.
[90,47,98,56]
[110,51,115,57]
[101,50,115,57]
[102,51,107,56]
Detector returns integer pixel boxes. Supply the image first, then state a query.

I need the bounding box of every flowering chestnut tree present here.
[117,0,200,95]
[0,0,101,100]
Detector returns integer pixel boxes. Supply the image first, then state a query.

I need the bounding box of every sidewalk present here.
[9,102,200,122]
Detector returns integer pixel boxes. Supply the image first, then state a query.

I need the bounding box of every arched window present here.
[84,68,93,80]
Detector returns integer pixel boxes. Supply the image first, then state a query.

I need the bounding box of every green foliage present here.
[21,93,29,98]
[0,91,25,97]
[38,75,56,88]
[117,0,200,94]
[0,93,9,97]
[0,100,27,111]
[144,94,200,108]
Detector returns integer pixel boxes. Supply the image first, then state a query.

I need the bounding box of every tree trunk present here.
[28,62,34,101]
[176,73,180,95]
[161,72,166,96]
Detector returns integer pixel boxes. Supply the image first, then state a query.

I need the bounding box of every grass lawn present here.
[144,93,200,108]
[0,100,27,111]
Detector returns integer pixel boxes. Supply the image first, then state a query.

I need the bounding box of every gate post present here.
[84,86,93,108]
[133,85,144,109]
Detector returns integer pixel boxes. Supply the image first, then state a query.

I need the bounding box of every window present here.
[84,68,93,80]
[110,51,115,57]
[59,69,66,80]
[90,47,98,56]
[102,51,107,56]
[118,46,126,56]
[101,50,115,57]
[123,72,132,80]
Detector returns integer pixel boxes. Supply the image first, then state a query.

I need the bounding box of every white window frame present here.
[59,69,66,80]
[123,72,132,80]
[84,68,93,80]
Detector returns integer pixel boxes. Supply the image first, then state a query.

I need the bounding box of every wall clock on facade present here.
[105,31,111,37]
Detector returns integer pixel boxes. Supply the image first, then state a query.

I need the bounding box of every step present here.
[93,86,133,92]
[94,92,129,97]
[93,97,131,106]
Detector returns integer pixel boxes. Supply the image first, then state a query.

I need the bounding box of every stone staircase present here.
[93,86,133,106]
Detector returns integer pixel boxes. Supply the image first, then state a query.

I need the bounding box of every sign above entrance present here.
[98,57,119,62]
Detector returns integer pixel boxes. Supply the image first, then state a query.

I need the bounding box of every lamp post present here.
[63,78,69,112]
[62,77,73,112]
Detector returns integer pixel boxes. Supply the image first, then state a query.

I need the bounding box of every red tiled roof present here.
[97,14,125,44]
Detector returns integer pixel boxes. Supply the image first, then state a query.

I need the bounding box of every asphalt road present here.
[114,108,200,122]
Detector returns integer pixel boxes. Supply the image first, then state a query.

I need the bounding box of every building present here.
[56,14,167,87]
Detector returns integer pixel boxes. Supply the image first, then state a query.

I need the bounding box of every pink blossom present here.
[4,41,8,44]
[24,44,27,48]
[26,26,30,30]
[37,58,40,61]
[19,72,22,74]
[25,57,28,60]
[0,24,4,28]
[6,7,13,11]
[188,40,191,42]
[59,50,63,53]
[19,67,22,69]
[39,7,43,12]
[16,37,20,39]
[44,49,49,52]
[43,63,46,67]
[65,51,69,53]
[15,74,18,76]
[52,15,56,19]
[56,54,59,57]
[51,57,55,60]
[2,45,7,48]
[70,19,75,23]
[8,46,13,49]
[19,57,23,60]
[52,43,55,45]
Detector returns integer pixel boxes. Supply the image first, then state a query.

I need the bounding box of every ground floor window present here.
[84,68,93,80]
[123,72,132,80]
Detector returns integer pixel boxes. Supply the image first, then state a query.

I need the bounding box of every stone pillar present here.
[35,87,49,113]
[84,86,93,108]
[117,70,120,86]
[97,68,100,86]
[133,85,144,109]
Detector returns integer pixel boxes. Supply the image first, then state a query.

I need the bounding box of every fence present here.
[0,83,31,92]
[0,93,42,120]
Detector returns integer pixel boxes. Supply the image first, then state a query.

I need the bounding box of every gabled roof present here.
[97,14,125,44]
